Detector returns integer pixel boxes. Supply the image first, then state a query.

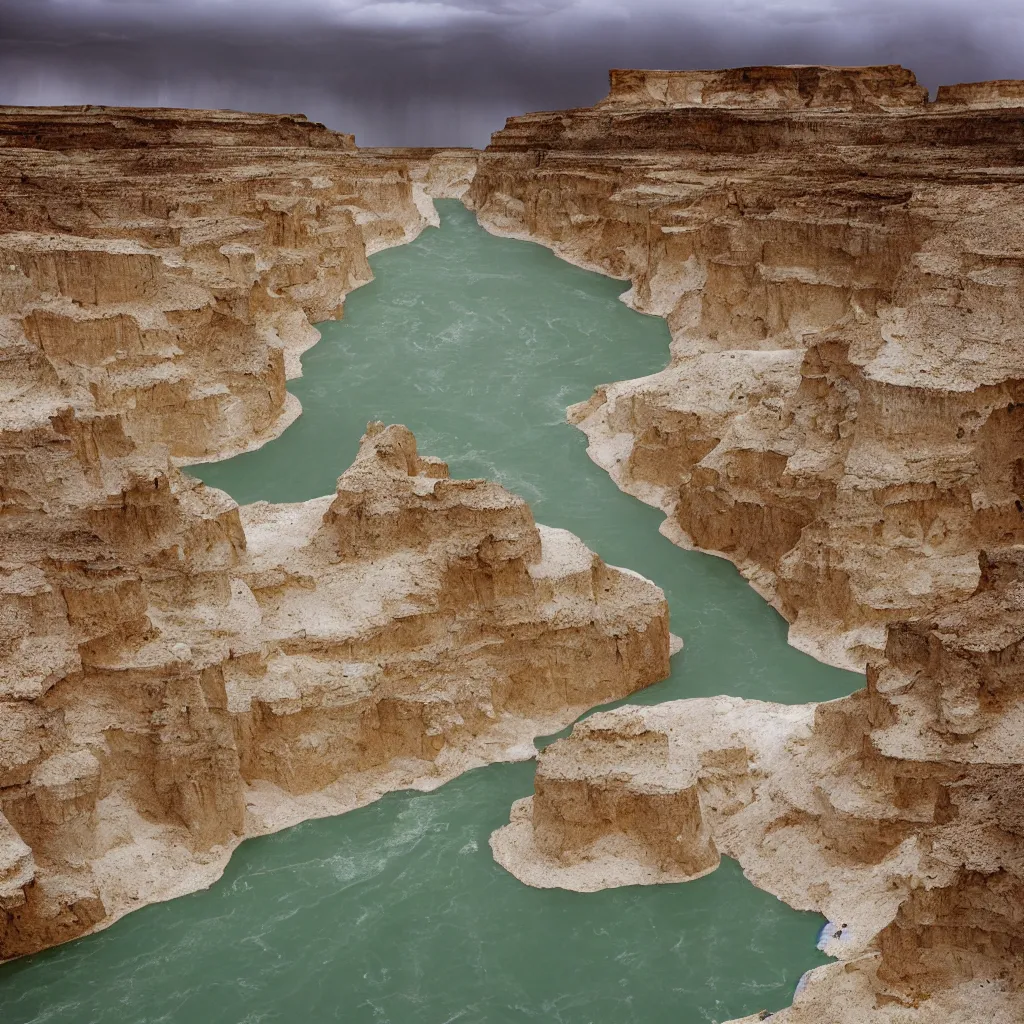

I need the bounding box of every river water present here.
[0,201,860,1023]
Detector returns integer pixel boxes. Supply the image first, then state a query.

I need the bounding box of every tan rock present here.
[0,107,672,957]
[470,78,1024,670]
[474,66,1024,1023]
[597,65,929,111]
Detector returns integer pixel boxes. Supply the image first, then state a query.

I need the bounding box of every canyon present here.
[471,66,1024,1022]
[0,107,669,959]
[1,62,1022,1024]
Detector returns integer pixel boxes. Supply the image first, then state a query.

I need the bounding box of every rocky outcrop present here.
[934,80,1024,109]
[472,67,1024,1022]
[597,65,929,112]
[0,418,669,959]
[469,65,1024,671]
[493,667,1024,1022]
[0,106,446,464]
[367,147,480,200]
[0,107,665,956]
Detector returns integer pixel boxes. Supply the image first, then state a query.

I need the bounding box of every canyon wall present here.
[469,65,1024,671]
[0,107,671,956]
[471,67,1024,1022]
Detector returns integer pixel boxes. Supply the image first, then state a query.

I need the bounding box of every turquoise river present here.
[0,201,861,1023]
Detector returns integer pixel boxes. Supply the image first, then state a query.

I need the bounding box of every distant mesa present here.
[596,64,1024,112]
[933,78,1024,108]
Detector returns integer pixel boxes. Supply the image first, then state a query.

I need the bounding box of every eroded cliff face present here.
[492,668,1024,1022]
[597,65,930,112]
[0,107,452,464]
[469,63,1024,669]
[472,68,1024,1022]
[0,107,672,956]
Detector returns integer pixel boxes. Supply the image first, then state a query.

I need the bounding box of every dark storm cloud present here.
[1,0,1022,146]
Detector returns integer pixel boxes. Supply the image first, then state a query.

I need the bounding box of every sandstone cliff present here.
[0,106,671,956]
[470,66,1024,671]
[472,67,1024,1022]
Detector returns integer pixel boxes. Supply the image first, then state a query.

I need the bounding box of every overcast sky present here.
[1,0,1022,146]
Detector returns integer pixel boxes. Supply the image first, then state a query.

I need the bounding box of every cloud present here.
[0,0,1022,146]
[341,2,505,28]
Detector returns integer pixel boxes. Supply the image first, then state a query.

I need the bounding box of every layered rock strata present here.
[0,106,451,465]
[0,107,665,956]
[474,68,1024,1022]
[0,418,669,959]
[493,632,1024,1023]
[367,147,480,200]
[469,63,1024,669]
